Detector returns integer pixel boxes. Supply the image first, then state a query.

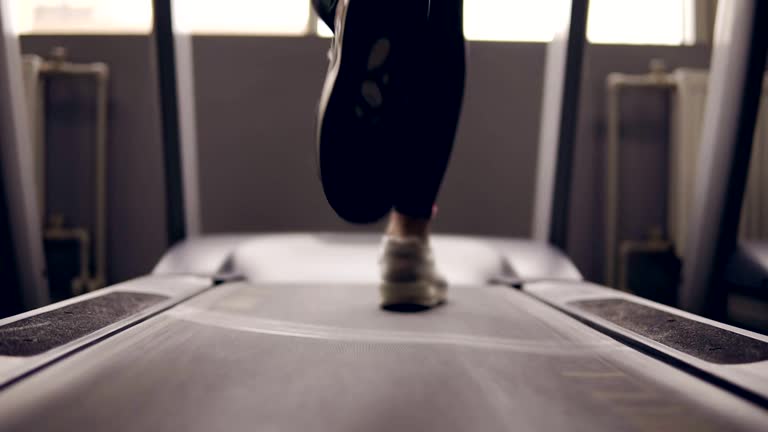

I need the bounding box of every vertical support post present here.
[604,77,620,286]
[152,0,201,246]
[93,63,109,289]
[680,0,768,318]
[174,29,202,239]
[532,0,589,251]
[0,0,49,313]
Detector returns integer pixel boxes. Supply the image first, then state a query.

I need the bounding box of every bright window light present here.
[10,0,310,35]
[12,0,694,44]
[10,0,152,34]
[462,0,695,45]
[464,0,562,42]
[587,0,692,45]
[174,0,309,35]
[317,18,333,38]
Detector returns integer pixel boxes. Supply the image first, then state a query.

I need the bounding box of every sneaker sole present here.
[380,280,447,309]
[317,0,429,223]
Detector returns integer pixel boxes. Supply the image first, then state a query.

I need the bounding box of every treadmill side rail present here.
[0,275,212,389]
[525,281,768,406]
[725,241,768,299]
[153,234,254,277]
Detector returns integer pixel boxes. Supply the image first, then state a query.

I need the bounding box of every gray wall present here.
[20,35,711,284]
[193,38,545,239]
[193,37,711,281]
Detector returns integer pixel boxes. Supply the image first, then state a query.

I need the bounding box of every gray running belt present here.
[0,279,766,432]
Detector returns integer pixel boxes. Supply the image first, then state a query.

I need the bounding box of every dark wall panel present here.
[192,38,544,238]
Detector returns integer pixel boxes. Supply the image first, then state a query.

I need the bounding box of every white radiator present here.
[19,51,110,294]
[671,69,768,255]
[605,66,768,286]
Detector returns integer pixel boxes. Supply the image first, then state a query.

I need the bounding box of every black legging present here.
[315,0,465,220]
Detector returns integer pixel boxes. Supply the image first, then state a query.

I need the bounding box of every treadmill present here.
[679,0,768,326]
[0,1,767,431]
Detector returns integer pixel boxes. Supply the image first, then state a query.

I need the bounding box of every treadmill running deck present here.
[0,281,765,432]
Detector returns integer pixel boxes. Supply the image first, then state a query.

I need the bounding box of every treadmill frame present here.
[532,0,588,251]
[0,0,49,314]
[152,0,202,245]
[1,0,768,421]
[680,0,768,319]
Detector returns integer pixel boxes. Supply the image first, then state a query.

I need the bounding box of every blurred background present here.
[5,0,767,327]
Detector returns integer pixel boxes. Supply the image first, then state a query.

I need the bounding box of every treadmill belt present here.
[0,283,765,431]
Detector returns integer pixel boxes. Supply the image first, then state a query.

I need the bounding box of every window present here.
[464,0,560,42]
[11,0,153,34]
[174,0,309,35]
[587,0,694,45]
[12,0,695,45]
[465,0,695,45]
[317,18,332,38]
[10,0,310,35]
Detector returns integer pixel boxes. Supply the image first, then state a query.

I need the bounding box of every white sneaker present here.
[379,236,447,309]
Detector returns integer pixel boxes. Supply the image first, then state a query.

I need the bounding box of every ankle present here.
[386,211,430,240]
